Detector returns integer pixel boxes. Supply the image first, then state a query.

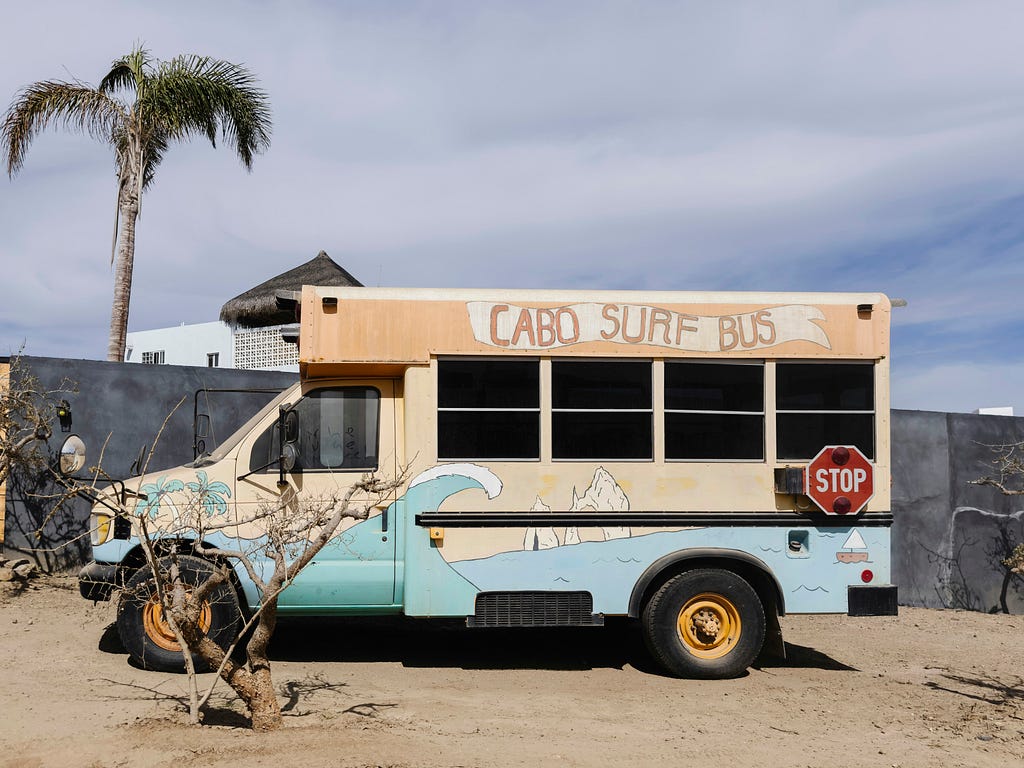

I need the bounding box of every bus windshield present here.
[191,384,299,466]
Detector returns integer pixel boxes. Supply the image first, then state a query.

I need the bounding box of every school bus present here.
[77,287,896,678]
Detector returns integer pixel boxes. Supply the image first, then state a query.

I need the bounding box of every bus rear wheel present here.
[642,568,765,679]
[117,555,240,673]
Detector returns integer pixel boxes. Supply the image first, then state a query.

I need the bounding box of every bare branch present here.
[971,477,1024,496]
[971,441,1024,496]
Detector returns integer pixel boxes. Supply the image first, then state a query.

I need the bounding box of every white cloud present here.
[893,360,1024,416]
[1,1,1023,413]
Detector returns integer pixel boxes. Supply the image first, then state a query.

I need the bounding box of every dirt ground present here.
[0,577,1022,768]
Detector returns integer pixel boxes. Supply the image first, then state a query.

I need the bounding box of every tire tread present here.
[117,554,240,673]
[641,568,765,679]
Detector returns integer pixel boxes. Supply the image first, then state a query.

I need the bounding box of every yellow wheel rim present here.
[677,592,742,659]
[142,593,212,652]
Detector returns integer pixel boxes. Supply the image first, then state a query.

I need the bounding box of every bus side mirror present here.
[281,443,297,472]
[278,406,299,486]
[283,410,299,444]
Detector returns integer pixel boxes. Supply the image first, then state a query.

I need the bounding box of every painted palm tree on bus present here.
[1,46,272,361]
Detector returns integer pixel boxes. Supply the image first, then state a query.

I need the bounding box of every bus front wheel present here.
[117,555,240,673]
[642,568,765,679]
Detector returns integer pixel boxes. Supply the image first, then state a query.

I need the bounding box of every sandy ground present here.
[0,576,1022,768]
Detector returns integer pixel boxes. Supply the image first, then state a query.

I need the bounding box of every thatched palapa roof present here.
[219,250,363,328]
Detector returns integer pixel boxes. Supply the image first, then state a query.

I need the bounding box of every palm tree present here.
[2,47,272,361]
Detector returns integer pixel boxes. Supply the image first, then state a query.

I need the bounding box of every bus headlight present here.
[91,512,112,546]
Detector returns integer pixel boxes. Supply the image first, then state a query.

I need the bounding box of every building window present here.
[776,362,875,460]
[552,360,652,460]
[437,360,539,459]
[207,352,220,368]
[249,387,380,472]
[141,350,165,365]
[665,361,764,460]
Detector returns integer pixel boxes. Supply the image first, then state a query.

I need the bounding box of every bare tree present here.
[0,354,76,487]
[973,441,1024,610]
[973,441,1024,497]
[1005,544,1024,576]
[63,437,404,729]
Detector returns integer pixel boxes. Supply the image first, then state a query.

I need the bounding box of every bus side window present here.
[776,363,874,460]
[665,361,764,461]
[248,387,380,473]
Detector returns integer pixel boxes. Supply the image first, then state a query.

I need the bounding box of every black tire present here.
[117,555,240,673]
[641,568,765,679]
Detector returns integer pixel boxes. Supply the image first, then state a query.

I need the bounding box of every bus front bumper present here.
[848,585,898,616]
[78,561,121,602]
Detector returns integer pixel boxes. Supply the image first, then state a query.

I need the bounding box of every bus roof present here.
[313,286,889,306]
[298,286,891,377]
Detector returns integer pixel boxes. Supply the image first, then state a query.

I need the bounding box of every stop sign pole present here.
[805,445,874,515]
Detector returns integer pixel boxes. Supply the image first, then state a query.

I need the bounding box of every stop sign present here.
[805,445,874,515]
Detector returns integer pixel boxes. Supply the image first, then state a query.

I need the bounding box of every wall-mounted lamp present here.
[57,400,72,433]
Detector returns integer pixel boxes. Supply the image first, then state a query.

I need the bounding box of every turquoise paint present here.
[391,498,407,606]
[184,471,231,516]
[273,494,409,612]
[136,476,185,519]
[400,473,486,617]
[92,539,136,563]
[277,507,397,609]
[450,525,890,614]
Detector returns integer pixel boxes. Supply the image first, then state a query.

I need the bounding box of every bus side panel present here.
[446,524,891,615]
[401,470,496,617]
[397,464,891,617]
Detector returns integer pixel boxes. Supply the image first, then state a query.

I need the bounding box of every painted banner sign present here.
[467,302,831,352]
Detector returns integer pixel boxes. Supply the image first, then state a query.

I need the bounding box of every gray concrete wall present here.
[3,356,296,570]
[892,410,1024,613]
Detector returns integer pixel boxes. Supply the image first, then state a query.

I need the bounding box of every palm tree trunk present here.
[107,194,138,362]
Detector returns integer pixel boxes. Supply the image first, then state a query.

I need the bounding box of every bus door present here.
[235,381,398,607]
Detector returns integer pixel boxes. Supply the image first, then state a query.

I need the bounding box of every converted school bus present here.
[80,287,896,678]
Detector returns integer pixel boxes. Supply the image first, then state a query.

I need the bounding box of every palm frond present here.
[99,47,151,96]
[2,82,126,176]
[140,127,169,190]
[141,54,271,170]
[99,63,137,96]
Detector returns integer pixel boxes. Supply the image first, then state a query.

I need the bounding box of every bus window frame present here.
[550,357,654,462]
[436,356,542,462]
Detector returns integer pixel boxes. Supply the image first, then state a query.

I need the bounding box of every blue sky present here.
[1,1,1022,414]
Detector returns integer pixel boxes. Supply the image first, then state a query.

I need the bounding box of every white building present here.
[126,321,234,368]
[125,322,299,371]
[125,250,362,372]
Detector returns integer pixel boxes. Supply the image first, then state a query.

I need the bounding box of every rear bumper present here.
[78,561,121,601]
[848,584,898,616]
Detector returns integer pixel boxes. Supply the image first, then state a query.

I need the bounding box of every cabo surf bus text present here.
[77,287,897,678]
